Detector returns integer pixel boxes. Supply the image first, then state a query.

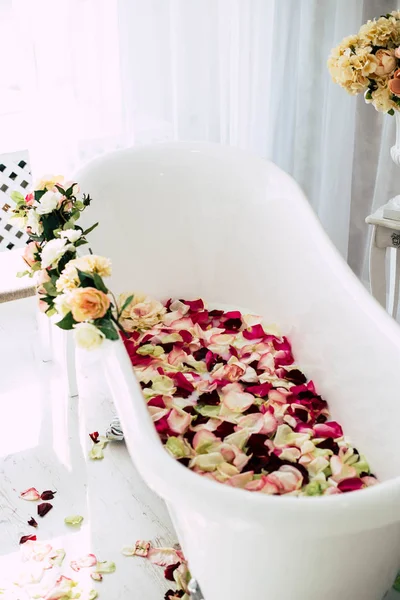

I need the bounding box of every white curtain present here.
[4,0,400,277]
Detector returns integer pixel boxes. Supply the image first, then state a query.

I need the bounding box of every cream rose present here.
[74,322,105,350]
[69,287,110,322]
[35,174,64,191]
[118,292,166,331]
[60,229,82,243]
[36,191,62,215]
[23,241,40,268]
[26,209,43,236]
[374,49,396,76]
[53,293,72,320]
[40,238,73,269]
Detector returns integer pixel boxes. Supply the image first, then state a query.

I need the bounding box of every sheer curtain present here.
[5,0,400,277]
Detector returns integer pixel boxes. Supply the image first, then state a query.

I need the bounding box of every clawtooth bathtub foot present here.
[188,579,204,600]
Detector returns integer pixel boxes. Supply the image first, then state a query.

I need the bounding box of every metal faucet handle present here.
[106,416,124,441]
[188,579,205,600]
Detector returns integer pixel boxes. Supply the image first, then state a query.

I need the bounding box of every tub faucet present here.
[106,416,124,441]
[188,579,204,599]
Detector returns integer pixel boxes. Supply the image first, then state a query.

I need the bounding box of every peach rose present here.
[395,47,400,59]
[69,287,110,322]
[375,49,396,76]
[23,242,40,268]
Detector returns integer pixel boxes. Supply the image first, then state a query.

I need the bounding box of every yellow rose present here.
[74,322,105,350]
[118,292,166,331]
[35,174,64,191]
[69,287,110,322]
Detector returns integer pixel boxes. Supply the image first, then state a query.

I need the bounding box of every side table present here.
[366,206,400,317]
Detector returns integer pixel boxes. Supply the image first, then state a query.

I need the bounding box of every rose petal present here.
[167,408,192,435]
[89,431,100,444]
[222,383,255,413]
[37,502,53,517]
[123,540,151,557]
[64,515,84,526]
[91,573,103,581]
[20,534,37,544]
[41,490,56,501]
[20,487,41,501]
[28,517,38,528]
[314,421,343,439]
[49,549,66,567]
[337,477,364,493]
[45,576,78,600]
[89,591,98,600]
[96,560,116,573]
[70,553,97,572]
[147,547,182,567]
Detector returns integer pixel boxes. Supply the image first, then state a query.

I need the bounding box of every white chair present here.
[75,142,400,600]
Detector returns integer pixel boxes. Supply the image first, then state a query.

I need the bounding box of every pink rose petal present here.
[222,383,255,413]
[70,553,97,572]
[147,547,183,567]
[337,477,364,493]
[20,487,41,501]
[314,421,343,439]
[167,409,192,434]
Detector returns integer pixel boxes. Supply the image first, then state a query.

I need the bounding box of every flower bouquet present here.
[328,11,400,113]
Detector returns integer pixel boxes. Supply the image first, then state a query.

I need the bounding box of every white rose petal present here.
[36,191,61,215]
[40,238,73,269]
[61,229,82,243]
[53,294,72,320]
[74,323,105,350]
[26,210,43,236]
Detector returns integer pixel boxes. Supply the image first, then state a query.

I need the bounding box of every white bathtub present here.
[76,143,400,600]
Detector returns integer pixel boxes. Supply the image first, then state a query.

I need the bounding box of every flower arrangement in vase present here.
[328,11,400,114]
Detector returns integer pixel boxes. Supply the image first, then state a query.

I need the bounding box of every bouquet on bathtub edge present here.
[328,11,400,114]
[9,173,164,349]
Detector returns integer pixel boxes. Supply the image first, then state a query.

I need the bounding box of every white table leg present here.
[388,247,400,318]
[369,225,387,309]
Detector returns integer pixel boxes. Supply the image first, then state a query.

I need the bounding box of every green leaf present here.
[365,90,372,100]
[65,183,77,197]
[34,189,46,202]
[41,212,59,241]
[92,272,108,293]
[96,320,119,340]
[55,311,76,331]
[76,268,94,287]
[16,270,30,278]
[45,307,57,317]
[74,238,88,247]
[74,201,84,210]
[82,222,99,236]
[388,108,395,116]
[11,191,25,204]
[55,184,66,195]
[42,281,58,297]
[120,294,133,313]
[393,572,400,592]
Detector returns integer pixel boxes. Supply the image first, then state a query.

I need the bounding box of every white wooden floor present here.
[0,297,174,599]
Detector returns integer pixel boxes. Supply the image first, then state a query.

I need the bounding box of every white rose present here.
[26,209,43,236]
[41,238,73,269]
[9,214,28,230]
[61,229,82,243]
[74,322,105,350]
[36,191,61,215]
[53,294,72,320]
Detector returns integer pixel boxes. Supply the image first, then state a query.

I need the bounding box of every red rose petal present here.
[38,502,53,517]
[243,324,266,340]
[28,517,38,528]
[245,382,272,397]
[180,298,204,312]
[20,534,37,544]
[41,490,57,501]
[337,477,364,493]
[89,432,100,444]
[148,395,166,408]
[313,421,343,439]
[170,372,195,393]
[178,329,193,343]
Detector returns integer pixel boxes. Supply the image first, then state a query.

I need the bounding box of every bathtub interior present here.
[76,142,400,482]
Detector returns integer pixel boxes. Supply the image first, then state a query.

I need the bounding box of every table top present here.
[366,207,400,231]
